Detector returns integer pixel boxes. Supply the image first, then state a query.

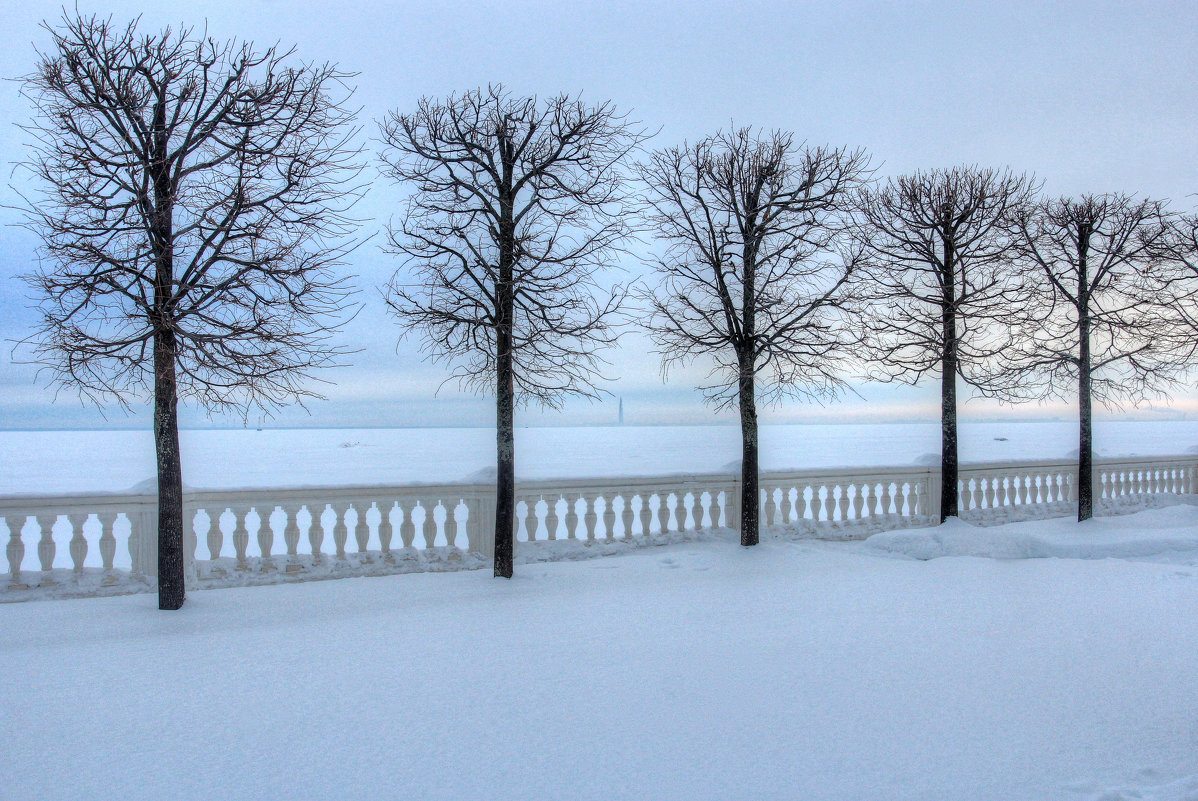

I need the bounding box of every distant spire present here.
[618,397,624,425]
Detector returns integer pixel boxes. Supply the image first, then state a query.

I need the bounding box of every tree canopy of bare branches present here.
[850,166,1038,521]
[637,128,869,546]
[1002,194,1184,521]
[18,13,363,608]
[378,85,648,578]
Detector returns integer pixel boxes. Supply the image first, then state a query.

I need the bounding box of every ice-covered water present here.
[4,420,1198,494]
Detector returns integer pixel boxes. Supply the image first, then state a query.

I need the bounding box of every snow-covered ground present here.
[3,506,1198,801]
[5,420,1198,494]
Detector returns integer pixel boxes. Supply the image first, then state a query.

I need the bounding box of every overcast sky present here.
[2,0,1197,429]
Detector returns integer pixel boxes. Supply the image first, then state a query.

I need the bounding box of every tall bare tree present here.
[378,86,647,578]
[850,167,1038,522]
[17,14,362,609]
[1002,194,1183,521]
[637,128,869,546]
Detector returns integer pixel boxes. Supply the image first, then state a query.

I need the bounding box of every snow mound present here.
[126,476,195,493]
[1074,773,1198,801]
[720,459,742,472]
[462,466,497,483]
[913,453,940,466]
[866,504,1198,561]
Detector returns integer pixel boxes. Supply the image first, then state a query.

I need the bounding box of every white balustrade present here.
[2,455,1196,599]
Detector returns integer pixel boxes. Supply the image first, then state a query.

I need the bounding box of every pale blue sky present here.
[2,0,1197,429]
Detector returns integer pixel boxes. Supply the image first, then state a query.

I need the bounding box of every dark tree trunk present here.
[494,320,515,579]
[154,328,186,610]
[939,231,959,523]
[738,351,759,547]
[1077,225,1093,522]
[493,152,516,579]
[150,95,186,610]
[1078,341,1093,522]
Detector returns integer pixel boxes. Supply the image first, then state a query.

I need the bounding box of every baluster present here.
[448,501,464,548]
[603,496,617,540]
[1065,472,1077,503]
[420,502,435,549]
[981,478,994,509]
[6,516,26,589]
[232,507,251,570]
[399,502,416,549]
[995,477,1008,508]
[208,509,225,563]
[637,494,652,536]
[680,493,693,531]
[351,503,369,556]
[852,484,866,519]
[583,494,598,541]
[378,503,395,560]
[37,514,57,584]
[565,495,580,539]
[282,505,302,573]
[807,486,821,521]
[620,494,634,538]
[544,496,560,541]
[784,487,797,523]
[306,505,325,563]
[258,507,276,571]
[763,488,775,527]
[835,485,849,521]
[723,487,739,531]
[330,503,350,560]
[68,513,88,575]
[98,511,118,584]
[655,493,669,534]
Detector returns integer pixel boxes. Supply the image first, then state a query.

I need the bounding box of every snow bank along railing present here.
[2,455,1196,597]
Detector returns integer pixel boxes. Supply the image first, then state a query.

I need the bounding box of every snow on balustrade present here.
[2,455,1196,601]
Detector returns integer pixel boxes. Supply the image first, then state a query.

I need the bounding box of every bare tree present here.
[17,14,362,609]
[636,128,869,547]
[378,86,647,578]
[1002,194,1184,521]
[850,167,1038,522]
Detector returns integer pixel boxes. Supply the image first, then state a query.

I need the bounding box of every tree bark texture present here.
[739,353,759,547]
[493,167,516,579]
[939,231,959,522]
[1077,225,1093,522]
[154,328,186,610]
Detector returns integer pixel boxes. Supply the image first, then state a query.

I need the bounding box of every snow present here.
[3,507,1198,800]
[866,504,1198,561]
[5,420,1198,494]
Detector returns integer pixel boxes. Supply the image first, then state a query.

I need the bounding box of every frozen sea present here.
[4,420,1198,495]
